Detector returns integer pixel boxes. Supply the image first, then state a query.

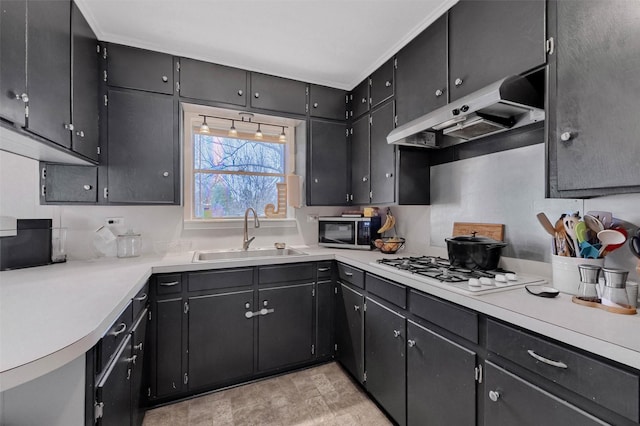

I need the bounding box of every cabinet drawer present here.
[366,273,406,309]
[99,303,133,374]
[487,319,640,422]
[408,290,478,343]
[188,268,254,292]
[259,263,314,285]
[317,261,333,280]
[156,274,182,295]
[337,263,364,289]
[131,282,149,320]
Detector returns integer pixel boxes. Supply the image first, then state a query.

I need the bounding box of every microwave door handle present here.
[322,237,348,244]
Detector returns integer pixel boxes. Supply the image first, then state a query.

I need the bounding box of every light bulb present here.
[279,127,286,142]
[229,120,237,137]
[200,116,210,134]
[255,124,263,139]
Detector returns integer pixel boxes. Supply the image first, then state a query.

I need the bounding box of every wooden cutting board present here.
[452,222,505,241]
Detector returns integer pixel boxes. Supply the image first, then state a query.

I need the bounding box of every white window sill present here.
[183,218,298,230]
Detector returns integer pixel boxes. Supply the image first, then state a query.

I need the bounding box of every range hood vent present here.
[387,75,545,148]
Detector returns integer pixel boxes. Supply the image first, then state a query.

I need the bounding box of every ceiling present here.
[75,0,457,90]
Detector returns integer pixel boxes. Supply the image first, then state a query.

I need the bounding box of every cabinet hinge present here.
[369,116,372,125]
[345,110,349,120]
[369,191,372,200]
[103,187,108,198]
[546,37,555,55]
[176,82,180,93]
[305,103,309,113]
[334,286,338,295]
[312,288,316,297]
[41,185,46,197]
[94,401,104,421]
[394,115,398,127]
[363,371,367,382]
[346,193,350,202]
[311,344,315,355]
[104,94,108,107]
[369,78,372,86]
[394,57,398,69]
[369,97,372,105]
[334,343,338,351]
[41,167,46,180]
[350,194,353,201]
[103,47,108,60]
[184,373,188,385]
[97,146,101,155]
[24,105,29,118]
[96,44,100,54]
[184,301,189,314]
[345,94,349,104]
[305,86,309,96]
[148,310,152,321]
[176,61,180,72]
[345,128,349,137]
[103,70,107,82]
[147,387,151,397]
[350,128,353,135]
[475,364,483,383]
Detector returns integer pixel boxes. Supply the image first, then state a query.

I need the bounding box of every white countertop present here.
[2,247,639,392]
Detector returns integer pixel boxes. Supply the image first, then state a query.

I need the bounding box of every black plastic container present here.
[0,219,52,270]
[445,235,508,270]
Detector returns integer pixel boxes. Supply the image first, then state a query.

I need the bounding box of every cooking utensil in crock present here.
[630,230,640,259]
[445,234,508,270]
[597,229,626,257]
[574,221,588,244]
[586,211,613,229]
[536,212,556,236]
[563,216,579,254]
[584,214,605,234]
[600,226,628,256]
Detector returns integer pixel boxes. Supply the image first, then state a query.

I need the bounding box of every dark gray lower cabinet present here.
[153,298,184,397]
[335,283,364,382]
[483,361,606,425]
[258,283,314,371]
[365,297,406,426]
[406,320,476,426]
[130,310,148,426]
[187,290,254,389]
[96,334,132,426]
[316,280,335,358]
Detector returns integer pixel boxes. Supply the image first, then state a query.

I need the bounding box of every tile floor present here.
[142,362,392,426]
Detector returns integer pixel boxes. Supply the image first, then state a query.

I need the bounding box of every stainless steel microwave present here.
[318,216,382,250]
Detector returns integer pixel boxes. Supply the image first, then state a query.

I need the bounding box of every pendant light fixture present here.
[197,112,287,140]
[255,123,263,139]
[279,126,287,142]
[228,120,238,137]
[199,115,211,134]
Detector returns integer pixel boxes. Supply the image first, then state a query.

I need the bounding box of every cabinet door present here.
[350,114,370,205]
[448,0,546,101]
[130,309,148,426]
[483,362,606,426]
[71,3,99,161]
[370,102,395,204]
[0,0,27,126]
[397,147,430,205]
[153,298,183,397]
[316,280,335,358]
[26,0,72,148]
[370,58,394,108]
[188,290,254,389]
[43,163,98,203]
[407,320,476,426]
[107,89,176,203]
[96,334,133,426]
[309,85,346,120]
[250,73,307,115]
[258,283,314,371]
[365,298,406,426]
[395,14,447,126]
[335,283,364,382]
[552,1,640,195]
[351,79,369,119]
[107,44,174,94]
[307,119,348,206]
[179,58,247,106]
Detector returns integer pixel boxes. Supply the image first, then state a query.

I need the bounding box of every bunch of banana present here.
[378,210,396,234]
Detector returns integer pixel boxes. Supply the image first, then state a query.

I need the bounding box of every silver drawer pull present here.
[133,293,147,301]
[245,308,275,319]
[344,271,353,276]
[527,349,568,369]
[318,267,330,272]
[111,322,127,336]
[160,281,179,286]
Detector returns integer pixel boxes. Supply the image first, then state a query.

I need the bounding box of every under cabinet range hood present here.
[387,75,545,148]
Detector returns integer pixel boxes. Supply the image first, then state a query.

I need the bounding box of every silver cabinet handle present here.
[134,293,147,301]
[407,339,416,347]
[245,308,274,319]
[237,89,243,96]
[161,76,168,82]
[527,349,568,369]
[313,102,319,108]
[314,178,319,183]
[353,305,360,312]
[83,184,92,190]
[560,132,572,142]
[362,176,368,182]
[15,92,29,103]
[160,281,179,286]
[385,173,393,178]
[393,330,401,338]
[254,92,260,98]
[76,130,85,137]
[361,97,367,104]
[111,322,126,336]
[489,390,500,402]
[344,271,353,276]
[162,171,170,177]
[318,267,330,272]
[385,80,392,87]
[454,78,463,87]
[435,89,444,97]
[64,123,74,131]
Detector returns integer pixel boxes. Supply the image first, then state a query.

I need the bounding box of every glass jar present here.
[601,268,630,307]
[117,230,142,258]
[576,264,601,302]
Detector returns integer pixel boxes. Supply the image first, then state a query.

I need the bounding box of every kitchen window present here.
[183,107,296,226]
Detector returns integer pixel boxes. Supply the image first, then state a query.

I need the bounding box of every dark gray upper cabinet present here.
[309,85,347,120]
[107,89,177,204]
[178,58,247,106]
[71,2,99,161]
[249,73,307,115]
[0,0,27,126]
[395,13,447,127]
[307,119,348,206]
[40,163,98,203]
[350,114,370,205]
[370,58,394,108]
[370,102,395,204]
[26,0,72,148]
[351,79,369,119]
[549,1,640,197]
[448,0,546,101]
[365,297,406,426]
[107,44,174,95]
[396,147,430,205]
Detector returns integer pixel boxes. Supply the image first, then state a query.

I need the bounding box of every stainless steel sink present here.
[193,247,308,262]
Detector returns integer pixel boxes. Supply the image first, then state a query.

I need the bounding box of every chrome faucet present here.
[243,208,260,250]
